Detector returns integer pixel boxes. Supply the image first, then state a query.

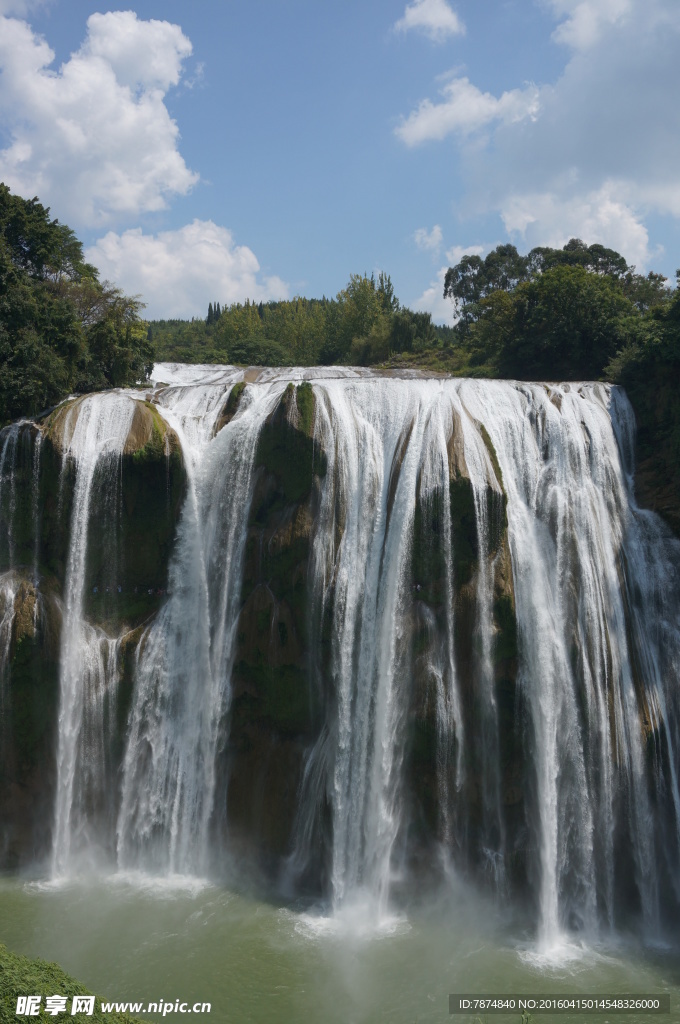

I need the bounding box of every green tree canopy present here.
[0,183,152,423]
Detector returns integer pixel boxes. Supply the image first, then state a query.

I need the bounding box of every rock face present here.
[225,383,327,879]
[0,574,61,867]
[0,396,186,866]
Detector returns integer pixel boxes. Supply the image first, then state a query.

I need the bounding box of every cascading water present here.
[298,380,472,913]
[456,380,680,945]
[0,424,20,572]
[116,373,288,875]
[1,367,678,950]
[0,573,16,702]
[51,393,136,875]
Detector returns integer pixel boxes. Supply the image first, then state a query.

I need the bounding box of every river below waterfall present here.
[0,874,677,1024]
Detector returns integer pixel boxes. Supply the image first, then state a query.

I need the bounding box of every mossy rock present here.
[6,580,61,776]
[449,476,478,587]
[80,408,186,632]
[411,488,448,608]
[126,401,180,463]
[253,384,325,512]
[0,574,61,868]
[214,381,247,434]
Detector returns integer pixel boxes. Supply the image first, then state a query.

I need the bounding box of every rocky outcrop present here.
[225,382,326,878]
[0,573,61,868]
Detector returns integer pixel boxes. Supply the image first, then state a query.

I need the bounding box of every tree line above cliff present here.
[150,272,453,367]
[150,237,678,391]
[0,183,152,424]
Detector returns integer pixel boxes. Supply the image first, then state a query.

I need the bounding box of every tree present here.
[0,183,152,423]
[444,245,529,326]
[492,265,635,380]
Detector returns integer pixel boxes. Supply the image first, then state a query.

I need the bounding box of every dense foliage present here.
[151,272,451,366]
[0,183,152,425]
[441,238,671,379]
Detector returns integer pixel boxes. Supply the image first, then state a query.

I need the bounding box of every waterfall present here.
[456,380,680,945]
[0,573,17,705]
[1,366,676,944]
[0,424,20,571]
[300,380,464,912]
[51,393,136,875]
[116,374,285,875]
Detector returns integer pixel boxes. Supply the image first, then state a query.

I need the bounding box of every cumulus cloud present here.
[547,0,633,49]
[445,243,485,265]
[394,0,464,42]
[396,76,540,145]
[414,224,443,253]
[396,0,680,269]
[412,267,451,323]
[0,0,46,14]
[411,266,455,324]
[86,220,289,320]
[500,184,652,268]
[0,11,198,226]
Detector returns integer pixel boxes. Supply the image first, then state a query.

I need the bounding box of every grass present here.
[0,943,146,1023]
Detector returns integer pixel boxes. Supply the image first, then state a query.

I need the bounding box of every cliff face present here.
[224,383,329,881]
[0,399,186,867]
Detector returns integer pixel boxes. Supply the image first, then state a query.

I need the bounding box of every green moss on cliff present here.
[449,476,478,587]
[129,403,168,465]
[479,423,504,489]
[254,386,325,512]
[7,633,59,776]
[411,489,447,607]
[296,381,315,437]
[227,381,246,417]
[232,661,317,738]
[493,594,518,663]
[82,420,185,631]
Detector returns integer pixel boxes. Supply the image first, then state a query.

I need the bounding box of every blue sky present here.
[1,0,679,321]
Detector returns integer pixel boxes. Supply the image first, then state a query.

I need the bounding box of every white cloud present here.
[395,0,680,270]
[396,76,540,146]
[414,224,443,252]
[500,184,651,268]
[411,266,455,324]
[546,0,633,49]
[445,244,484,264]
[86,220,289,320]
[394,0,464,42]
[0,0,45,14]
[0,11,197,226]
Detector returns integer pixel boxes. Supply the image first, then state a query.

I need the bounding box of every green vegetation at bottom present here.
[0,944,145,1023]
